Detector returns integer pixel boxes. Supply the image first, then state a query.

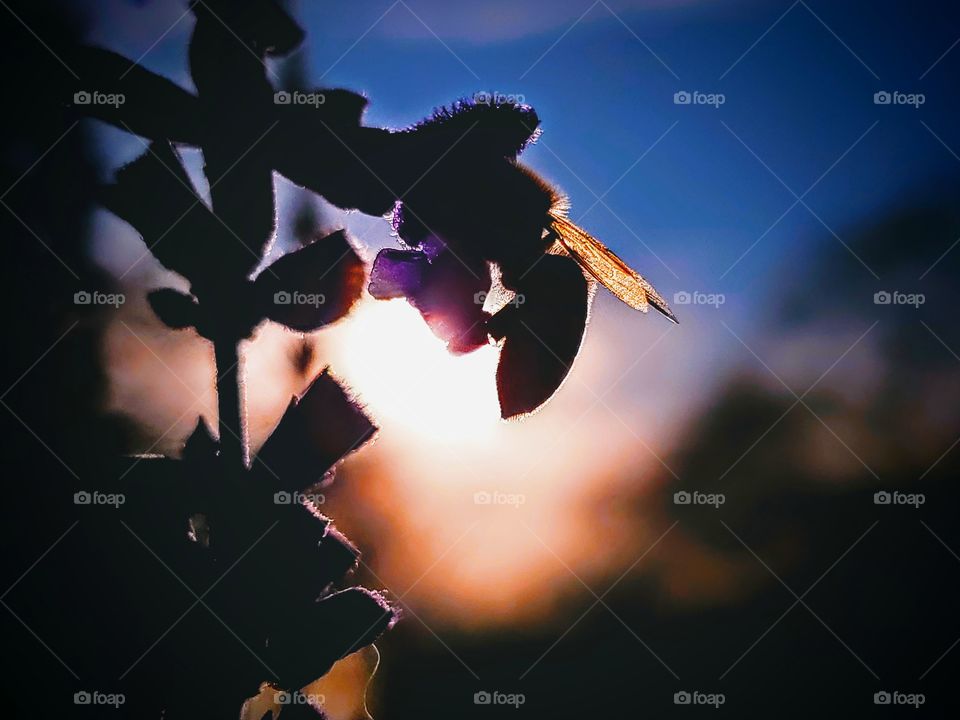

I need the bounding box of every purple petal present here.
[368,248,428,299]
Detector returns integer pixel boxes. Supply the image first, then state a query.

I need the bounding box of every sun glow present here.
[329,298,503,441]
[313,296,667,629]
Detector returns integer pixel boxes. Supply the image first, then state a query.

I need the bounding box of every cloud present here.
[366,0,722,43]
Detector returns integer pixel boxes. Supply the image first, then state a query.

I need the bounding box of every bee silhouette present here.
[389,100,674,315]
[365,97,676,417]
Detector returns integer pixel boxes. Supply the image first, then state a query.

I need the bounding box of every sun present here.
[329,298,503,442]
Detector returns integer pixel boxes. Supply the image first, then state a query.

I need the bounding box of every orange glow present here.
[315,297,662,628]
[241,646,380,720]
[329,298,503,442]
[104,292,675,632]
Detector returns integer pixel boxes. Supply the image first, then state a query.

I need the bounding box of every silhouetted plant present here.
[60,0,674,715]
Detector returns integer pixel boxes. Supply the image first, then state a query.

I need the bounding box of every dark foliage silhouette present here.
[2,0,678,716]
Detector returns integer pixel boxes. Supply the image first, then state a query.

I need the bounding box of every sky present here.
[82,0,960,411]
[79,0,960,629]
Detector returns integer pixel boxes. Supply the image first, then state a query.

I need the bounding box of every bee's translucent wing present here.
[548,212,678,323]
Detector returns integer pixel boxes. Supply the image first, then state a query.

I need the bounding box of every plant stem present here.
[214,335,246,471]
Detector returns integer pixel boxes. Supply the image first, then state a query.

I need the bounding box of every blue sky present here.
[83,0,960,429]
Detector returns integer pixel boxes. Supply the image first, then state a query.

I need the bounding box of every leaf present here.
[101,141,246,284]
[283,645,382,720]
[147,288,200,329]
[491,254,591,418]
[303,645,382,720]
[192,0,304,62]
[241,636,383,720]
[279,88,370,128]
[189,1,303,269]
[272,588,398,691]
[314,523,361,595]
[68,46,205,144]
[255,230,366,332]
[256,369,377,489]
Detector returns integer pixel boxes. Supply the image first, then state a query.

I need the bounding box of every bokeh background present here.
[4,0,960,717]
